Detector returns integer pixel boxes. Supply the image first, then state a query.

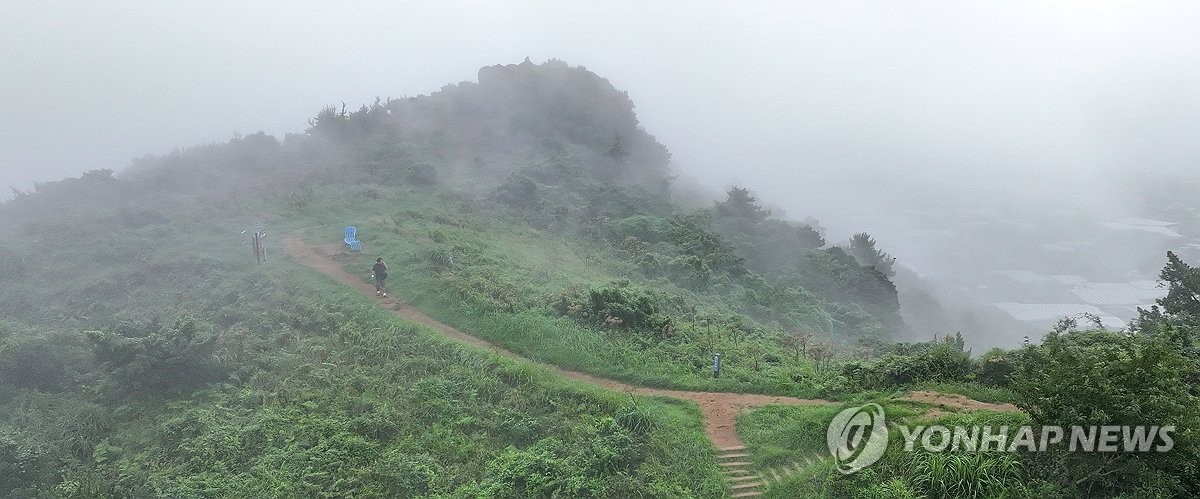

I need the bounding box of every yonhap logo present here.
[824,403,1175,475]
[827,403,889,474]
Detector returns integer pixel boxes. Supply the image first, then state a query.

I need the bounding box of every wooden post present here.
[252,232,261,264]
[257,230,267,263]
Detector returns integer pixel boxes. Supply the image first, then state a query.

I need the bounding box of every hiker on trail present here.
[371,258,388,297]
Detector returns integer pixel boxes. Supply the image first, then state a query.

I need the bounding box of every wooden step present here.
[717,452,751,460]
[732,492,762,498]
[718,461,752,467]
[718,445,747,452]
[731,481,764,491]
[729,474,761,483]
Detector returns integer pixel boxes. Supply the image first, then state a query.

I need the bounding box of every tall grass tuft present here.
[907,451,1023,498]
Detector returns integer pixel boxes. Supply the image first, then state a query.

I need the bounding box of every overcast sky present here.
[4,1,1199,229]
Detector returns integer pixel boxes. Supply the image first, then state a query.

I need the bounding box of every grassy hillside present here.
[2,60,1198,498]
[0,177,732,496]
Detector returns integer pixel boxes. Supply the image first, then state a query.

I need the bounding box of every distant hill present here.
[3,59,908,342]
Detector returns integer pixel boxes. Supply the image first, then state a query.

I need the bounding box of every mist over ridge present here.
[5,1,1200,347]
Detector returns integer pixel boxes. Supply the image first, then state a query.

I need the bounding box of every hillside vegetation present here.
[2,60,1198,498]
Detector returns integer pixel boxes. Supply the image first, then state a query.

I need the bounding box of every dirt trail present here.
[283,234,1016,450]
[284,235,834,448]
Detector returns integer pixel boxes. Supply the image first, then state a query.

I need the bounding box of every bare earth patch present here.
[901,390,1021,418]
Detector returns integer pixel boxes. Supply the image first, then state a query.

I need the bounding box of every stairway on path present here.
[717,446,827,498]
[717,446,764,498]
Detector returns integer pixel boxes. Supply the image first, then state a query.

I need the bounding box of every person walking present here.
[371,257,389,297]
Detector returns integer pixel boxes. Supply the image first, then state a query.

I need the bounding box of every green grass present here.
[735,404,844,471]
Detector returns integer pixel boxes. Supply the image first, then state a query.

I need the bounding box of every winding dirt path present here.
[284,235,833,449]
[283,234,1019,449]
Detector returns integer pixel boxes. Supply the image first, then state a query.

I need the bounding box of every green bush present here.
[0,330,91,392]
[0,425,57,494]
[474,417,646,498]
[1012,330,1200,495]
[368,450,442,496]
[606,215,667,244]
[586,282,670,331]
[976,348,1015,387]
[841,343,974,390]
[87,316,220,395]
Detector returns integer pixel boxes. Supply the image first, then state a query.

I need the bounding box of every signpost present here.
[713,353,722,378]
[243,220,267,265]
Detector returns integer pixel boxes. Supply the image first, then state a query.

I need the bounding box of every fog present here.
[5,1,1200,345]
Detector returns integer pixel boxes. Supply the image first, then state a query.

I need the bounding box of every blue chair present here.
[344,226,362,252]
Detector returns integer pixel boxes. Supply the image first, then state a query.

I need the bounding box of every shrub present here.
[976,348,1015,387]
[584,282,670,331]
[477,438,573,497]
[0,332,83,392]
[606,215,667,244]
[369,451,441,496]
[496,174,538,209]
[87,316,220,395]
[0,425,57,494]
[841,343,974,390]
[1011,330,1200,495]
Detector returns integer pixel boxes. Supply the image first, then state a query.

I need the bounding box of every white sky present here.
[3,0,1199,227]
